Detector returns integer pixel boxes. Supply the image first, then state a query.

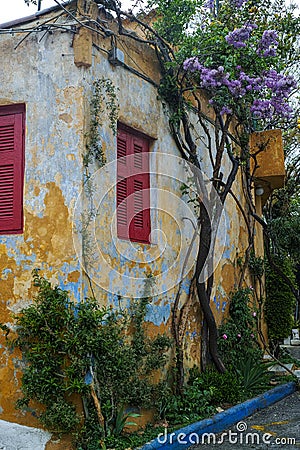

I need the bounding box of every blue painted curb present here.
[139,381,297,450]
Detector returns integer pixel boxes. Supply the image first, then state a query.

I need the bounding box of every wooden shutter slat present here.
[117,177,128,227]
[133,143,143,169]
[0,163,14,218]
[133,180,144,228]
[117,137,127,164]
[0,123,14,152]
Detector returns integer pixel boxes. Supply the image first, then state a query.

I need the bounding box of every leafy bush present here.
[196,368,243,405]
[265,257,296,347]
[161,375,216,426]
[4,271,171,447]
[218,288,262,367]
[192,357,271,407]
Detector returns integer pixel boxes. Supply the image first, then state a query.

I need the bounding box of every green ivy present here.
[218,288,262,367]
[248,252,264,279]
[84,78,119,167]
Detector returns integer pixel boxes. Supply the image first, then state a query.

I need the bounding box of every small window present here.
[0,104,25,234]
[116,124,151,243]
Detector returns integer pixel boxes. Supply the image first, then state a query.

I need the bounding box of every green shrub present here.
[3,270,171,447]
[265,257,296,345]
[218,288,262,367]
[196,368,243,405]
[162,376,216,425]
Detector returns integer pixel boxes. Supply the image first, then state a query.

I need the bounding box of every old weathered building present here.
[0,0,285,447]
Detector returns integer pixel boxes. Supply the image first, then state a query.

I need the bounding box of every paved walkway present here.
[283,345,300,362]
[191,391,300,449]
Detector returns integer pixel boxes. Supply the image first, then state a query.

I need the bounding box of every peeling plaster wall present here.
[0,9,256,435]
[0,29,85,427]
[81,44,252,367]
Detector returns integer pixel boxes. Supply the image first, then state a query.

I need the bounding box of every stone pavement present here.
[280,345,300,379]
[283,345,300,362]
[191,391,300,449]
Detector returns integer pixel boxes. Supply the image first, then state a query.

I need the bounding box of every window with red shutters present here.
[0,104,25,235]
[116,124,151,243]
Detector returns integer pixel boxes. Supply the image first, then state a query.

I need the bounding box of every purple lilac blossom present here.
[225,24,257,48]
[183,57,202,72]
[230,0,248,7]
[257,30,279,57]
[220,106,233,115]
[264,70,297,97]
[183,57,297,119]
[204,0,215,9]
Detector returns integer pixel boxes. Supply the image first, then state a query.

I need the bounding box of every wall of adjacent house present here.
[0,6,251,445]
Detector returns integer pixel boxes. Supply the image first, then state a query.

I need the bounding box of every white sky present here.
[0,0,135,24]
[0,0,298,24]
[1,0,59,23]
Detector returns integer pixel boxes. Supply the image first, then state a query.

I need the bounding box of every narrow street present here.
[191,391,300,449]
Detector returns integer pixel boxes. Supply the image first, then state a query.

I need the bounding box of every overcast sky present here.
[0,0,298,24]
[0,0,135,24]
[1,0,57,23]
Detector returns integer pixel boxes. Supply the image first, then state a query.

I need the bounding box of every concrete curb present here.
[139,382,297,450]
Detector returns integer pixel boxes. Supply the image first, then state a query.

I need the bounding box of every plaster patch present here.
[59,113,72,123]
[0,420,51,449]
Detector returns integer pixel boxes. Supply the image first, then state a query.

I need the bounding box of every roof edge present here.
[0,1,74,30]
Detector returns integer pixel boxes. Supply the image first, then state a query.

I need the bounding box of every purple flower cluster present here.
[204,0,215,10]
[250,70,296,118]
[225,23,257,48]
[230,0,248,7]
[264,70,296,97]
[183,57,297,119]
[183,57,202,72]
[183,60,261,98]
[183,62,247,98]
[238,71,261,93]
[201,66,229,90]
[257,30,279,57]
[220,106,233,115]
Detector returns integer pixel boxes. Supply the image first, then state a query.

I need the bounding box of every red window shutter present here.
[129,135,150,243]
[117,128,131,240]
[0,107,25,234]
[116,126,150,243]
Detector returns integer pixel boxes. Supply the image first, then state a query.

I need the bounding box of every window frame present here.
[116,123,151,244]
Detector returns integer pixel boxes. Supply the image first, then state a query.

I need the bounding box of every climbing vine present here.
[84,78,119,167]
[218,288,262,367]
